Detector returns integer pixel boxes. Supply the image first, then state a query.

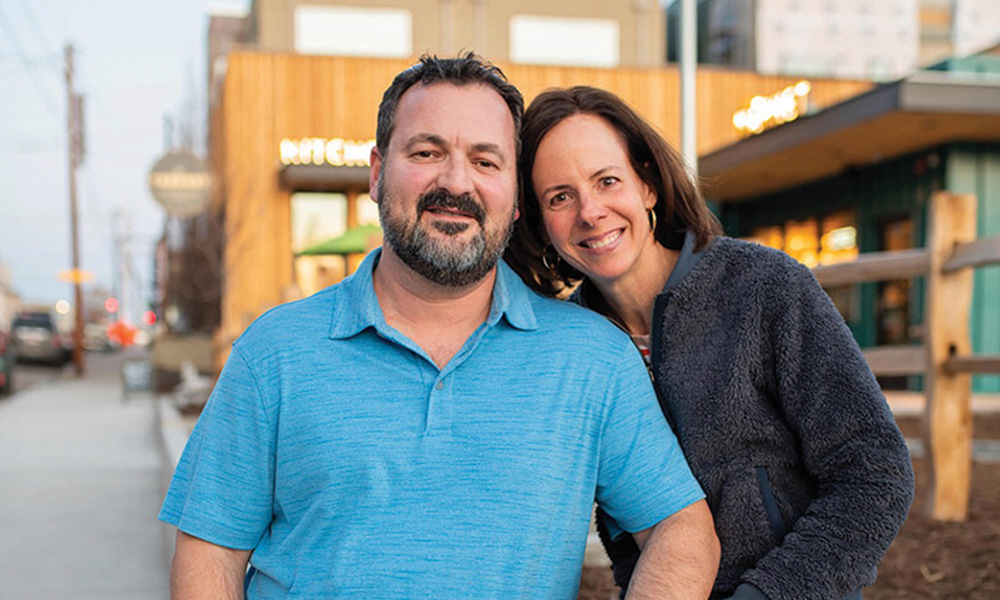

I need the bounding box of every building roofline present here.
[701,71,1000,201]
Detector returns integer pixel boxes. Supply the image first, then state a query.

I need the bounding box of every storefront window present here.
[294,5,412,58]
[292,193,347,252]
[355,193,380,226]
[291,192,349,298]
[784,218,820,267]
[509,15,620,67]
[748,211,857,267]
[876,217,914,346]
[747,211,859,321]
[819,213,859,265]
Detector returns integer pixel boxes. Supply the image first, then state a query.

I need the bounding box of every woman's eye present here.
[546,193,570,209]
[599,176,618,188]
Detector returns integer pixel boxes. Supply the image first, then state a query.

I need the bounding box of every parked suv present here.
[12,311,68,366]
[0,327,14,395]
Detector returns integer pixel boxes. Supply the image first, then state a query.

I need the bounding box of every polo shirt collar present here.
[329,248,537,340]
[489,258,537,331]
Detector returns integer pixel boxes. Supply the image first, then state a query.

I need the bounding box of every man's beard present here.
[378,179,516,287]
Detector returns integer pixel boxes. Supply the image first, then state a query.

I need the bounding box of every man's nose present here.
[436,158,474,196]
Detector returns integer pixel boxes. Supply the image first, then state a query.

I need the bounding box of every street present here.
[0,349,170,600]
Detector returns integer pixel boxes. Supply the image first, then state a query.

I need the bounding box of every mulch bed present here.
[578,413,1000,600]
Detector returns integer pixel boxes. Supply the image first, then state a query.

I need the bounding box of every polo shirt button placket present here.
[425,376,452,435]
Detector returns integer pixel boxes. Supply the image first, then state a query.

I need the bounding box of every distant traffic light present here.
[104,297,119,313]
[142,310,157,326]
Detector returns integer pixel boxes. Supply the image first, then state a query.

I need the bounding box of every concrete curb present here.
[155,395,195,571]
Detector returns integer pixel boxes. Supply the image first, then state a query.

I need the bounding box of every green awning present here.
[298,224,382,256]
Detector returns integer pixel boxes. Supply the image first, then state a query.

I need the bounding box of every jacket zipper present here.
[650,292,677,432]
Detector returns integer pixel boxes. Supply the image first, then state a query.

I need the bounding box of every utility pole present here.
[680,0,698,175]
[120,211,132,325]
[65,43,84,376]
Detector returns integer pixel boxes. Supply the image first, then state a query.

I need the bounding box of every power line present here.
[0,50,59,66]
[0,0,60,116]
[19,0,55,55]
[75,60,120,129]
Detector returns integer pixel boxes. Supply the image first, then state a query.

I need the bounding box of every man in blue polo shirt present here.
[160,54,719,600]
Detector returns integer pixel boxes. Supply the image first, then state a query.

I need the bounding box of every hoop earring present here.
[541,245,561,272]
[647,208,658,235]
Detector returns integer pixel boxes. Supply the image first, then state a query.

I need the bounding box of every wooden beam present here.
[813,249,929,287]
[924,192,977,522]
[862,346,927,376]
[942,234,1000,273]
[946,354,1000,374]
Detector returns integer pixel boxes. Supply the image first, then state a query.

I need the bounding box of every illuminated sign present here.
[148,150,213,219]
[58,269,94,284]
[732,81,811,136]
[280,137,375,167]
[825,226,857,252]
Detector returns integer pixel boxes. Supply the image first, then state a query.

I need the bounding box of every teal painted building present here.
[702,47,1000,392]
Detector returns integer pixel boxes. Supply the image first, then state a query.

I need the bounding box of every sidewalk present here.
[0,352,169,600]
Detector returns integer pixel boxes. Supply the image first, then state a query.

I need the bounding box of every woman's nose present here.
[576,192,608,227]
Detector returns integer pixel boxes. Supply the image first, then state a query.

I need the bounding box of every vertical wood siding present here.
[214,52,872,359]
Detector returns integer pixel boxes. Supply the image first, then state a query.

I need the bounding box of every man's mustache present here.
[417,189,486,225]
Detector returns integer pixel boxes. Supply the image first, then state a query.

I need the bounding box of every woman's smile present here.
[579,228,624,250]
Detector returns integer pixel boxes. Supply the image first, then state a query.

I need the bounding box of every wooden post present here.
[924,191,977,521]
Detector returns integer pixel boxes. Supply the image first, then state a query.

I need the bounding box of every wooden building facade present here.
[209,51,872,366]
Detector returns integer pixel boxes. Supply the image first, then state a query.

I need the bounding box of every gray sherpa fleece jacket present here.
[584,236,914,600]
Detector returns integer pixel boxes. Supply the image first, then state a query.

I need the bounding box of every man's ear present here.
[369,147,382,202]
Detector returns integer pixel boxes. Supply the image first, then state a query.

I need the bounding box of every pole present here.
[925,192,977,521]
[65,43,84,376]
[680,0,698,175]
[121,211,132,325]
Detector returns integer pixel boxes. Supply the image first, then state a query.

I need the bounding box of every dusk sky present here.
[0,0,248,317]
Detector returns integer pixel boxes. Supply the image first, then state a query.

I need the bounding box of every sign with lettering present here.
[732,81,812,136]
[280,137,375,167]
[148,150,213,218]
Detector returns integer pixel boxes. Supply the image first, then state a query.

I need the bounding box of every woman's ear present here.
[643,184,658,211]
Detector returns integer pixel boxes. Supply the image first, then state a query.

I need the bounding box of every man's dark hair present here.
[375,52,524,158]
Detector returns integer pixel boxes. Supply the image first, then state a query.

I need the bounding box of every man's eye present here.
[476,159,497,169]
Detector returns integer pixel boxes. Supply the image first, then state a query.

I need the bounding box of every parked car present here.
[11,311,68,366]
[0,328,14,395]
[83,323,118,352]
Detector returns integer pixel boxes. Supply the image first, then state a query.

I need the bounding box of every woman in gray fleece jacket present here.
[505,86,915,600]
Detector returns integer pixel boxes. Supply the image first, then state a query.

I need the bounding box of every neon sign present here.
[732,81,811,136]
[280,137,375,167]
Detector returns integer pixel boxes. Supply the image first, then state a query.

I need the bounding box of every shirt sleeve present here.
[594,338,705,534]
[158,344,277,550]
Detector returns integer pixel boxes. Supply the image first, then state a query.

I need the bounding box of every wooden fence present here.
[811,191,1000,521]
